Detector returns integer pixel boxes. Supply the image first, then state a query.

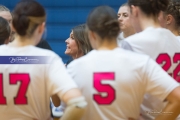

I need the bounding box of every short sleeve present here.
[121,41,134,51]
[144,58,179,101]
[46,53,77,99]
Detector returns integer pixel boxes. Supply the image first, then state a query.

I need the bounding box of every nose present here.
[65,38,69,43]
[118,15,123,21]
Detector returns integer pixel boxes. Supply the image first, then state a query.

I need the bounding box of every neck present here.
[123,29,136,38]
[97,38,118,50]
[171,30,179,36]
[139,15,161,31]
[9,35,37,47]
[72,52,84,59]
[167,27,180,36]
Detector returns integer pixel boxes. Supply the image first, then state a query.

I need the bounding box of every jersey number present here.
[156,53,180,82]
[0,73,30,105]
[93,72,115,105]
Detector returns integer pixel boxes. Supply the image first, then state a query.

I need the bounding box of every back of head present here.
[12,0,46,37]
[87,6,120,39]
[165,0,180,28]
[72,24,92,55]
[0,16,10,45]
[128,0,169,17]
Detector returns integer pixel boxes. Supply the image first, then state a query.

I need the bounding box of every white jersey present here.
[121,27,180,119]
[0,45,77,120]
[117,32,125,45]
[67,48,179,120]
[177,36,180,42]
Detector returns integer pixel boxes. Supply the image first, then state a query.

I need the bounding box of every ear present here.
[130,5,138,17]
[38,22,45,34]
[166,14,173,25]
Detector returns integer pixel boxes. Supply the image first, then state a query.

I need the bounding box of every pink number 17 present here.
[0,74,30,105]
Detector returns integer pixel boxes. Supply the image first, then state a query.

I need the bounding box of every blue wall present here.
[1,0,126,63]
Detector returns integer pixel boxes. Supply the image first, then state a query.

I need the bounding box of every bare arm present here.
[58,88,87,120]
[155,86,180,120]
[51,94,61,107]
[61,88,82,102]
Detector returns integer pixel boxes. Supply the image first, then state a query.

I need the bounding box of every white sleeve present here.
[66,60,80,83]
[144,58,179,101]
[121,41,134,51]
[58,59,82,111]
[46,54,77,99]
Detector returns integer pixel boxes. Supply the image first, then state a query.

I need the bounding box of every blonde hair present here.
[0,5,10,12]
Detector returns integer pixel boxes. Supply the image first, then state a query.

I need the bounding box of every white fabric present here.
[67,48,179,120]
[121,27,180,119]
[117,32,125,46]
[176,36,180,43]
[0,45,77,120]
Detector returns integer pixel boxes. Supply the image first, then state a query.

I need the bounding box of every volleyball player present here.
[0,1,86,120]
[121,0,180,119]
[66,5,180,120]
[158,0,180,42]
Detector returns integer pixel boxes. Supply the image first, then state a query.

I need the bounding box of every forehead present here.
[118,6,130,14]
[70,31,74,35]
[0,11,12,21]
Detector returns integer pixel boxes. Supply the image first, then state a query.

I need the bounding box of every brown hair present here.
[0,16,10,45]
[87,6,120,39]
[165,0,180,30]
[72,24,92,55]
[128,0,169,17]
[12,0,46,37]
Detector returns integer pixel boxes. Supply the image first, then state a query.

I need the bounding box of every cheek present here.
[124,18,130,24]
[70,41,79,51]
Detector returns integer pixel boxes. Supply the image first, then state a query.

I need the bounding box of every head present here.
[0,16,11,45]
[86,6,120,49]
[0,5,14,43]
[158,0,180,35]
[118,3,133,32]
[12,0,46,45]
[65,24,92,59]
[0,5,12,23]
[128,0,169,32]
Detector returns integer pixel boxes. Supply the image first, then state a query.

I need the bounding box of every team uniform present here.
[67,48,179,120]
[117,32,125,45]
[177,36,180,42]
[121,27,180,119]
[0,45,77,120]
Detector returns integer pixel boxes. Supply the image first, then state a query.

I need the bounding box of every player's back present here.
[122,27,180,119]
[122,27,179,59]
[0,45,59,120]
[123,27,180,82]
[67,48,175,120]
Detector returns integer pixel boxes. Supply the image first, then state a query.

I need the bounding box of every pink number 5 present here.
[0,73,30,105]
[93,72,115,105]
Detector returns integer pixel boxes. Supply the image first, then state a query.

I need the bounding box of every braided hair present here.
[165,0,180,34]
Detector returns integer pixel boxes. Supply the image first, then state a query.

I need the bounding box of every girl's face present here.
[118,6,133,32]
[65,31,79,57]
